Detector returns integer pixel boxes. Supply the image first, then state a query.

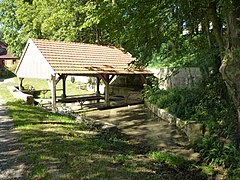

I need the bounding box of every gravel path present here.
[0,98,26,179]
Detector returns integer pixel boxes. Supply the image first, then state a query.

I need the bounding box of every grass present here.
[20,77,92,99]
[0,76,209,179]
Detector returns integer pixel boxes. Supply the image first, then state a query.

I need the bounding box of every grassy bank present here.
[16,77,92,99]
[0,78,209,179]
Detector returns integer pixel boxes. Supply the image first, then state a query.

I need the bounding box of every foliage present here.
[144,73,236,138]
[0,66,16,78]
[228,166,240,179]
[148,35,219,68]
[148,151,195,170]
[193,136,240,168]
[0,0,199,62]
[144,73,239,168]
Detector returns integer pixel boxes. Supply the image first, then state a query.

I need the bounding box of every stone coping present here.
[7,86,34,104]
[145,101,203,142]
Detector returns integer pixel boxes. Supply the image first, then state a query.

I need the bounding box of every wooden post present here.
[62,75,67,98]
[105,80,110,106]
[48,75,57,110]
[99,74,110,107]
[140,74,147,85]
[18,78,24,91]
[96,77,100,96]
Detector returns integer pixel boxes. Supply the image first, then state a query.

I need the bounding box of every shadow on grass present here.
[6,101,208,179]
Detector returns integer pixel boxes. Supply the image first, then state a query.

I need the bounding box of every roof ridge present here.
[31,38,124,50]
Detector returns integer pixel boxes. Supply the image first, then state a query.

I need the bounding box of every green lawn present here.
[19,77,92,99]
[0,77,209,179]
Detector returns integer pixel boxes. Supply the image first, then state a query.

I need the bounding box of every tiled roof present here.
[0,52,17,60]
[32,39,151,75]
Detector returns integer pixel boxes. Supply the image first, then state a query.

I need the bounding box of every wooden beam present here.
[96,77,100,96]
[140,74,147,84]
[56,74,62,84]
[105,82,110,106]
[56,74,68,84]
[48,75,57,110]
[109,75,115,83]
[62,74,67,98]
[98,74,110,106]
[18,78,24,91]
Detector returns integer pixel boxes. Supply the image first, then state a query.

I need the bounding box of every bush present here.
[193,136,240,168]
[144,73,236,138]
[144,73,239,167]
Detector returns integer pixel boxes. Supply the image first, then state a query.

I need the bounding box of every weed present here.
[148,151,195,170]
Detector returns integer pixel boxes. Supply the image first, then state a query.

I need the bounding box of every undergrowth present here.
[144,72,240,173]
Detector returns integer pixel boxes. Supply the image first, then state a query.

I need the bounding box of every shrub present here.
[144,73,239,167]
[193,136,240,168]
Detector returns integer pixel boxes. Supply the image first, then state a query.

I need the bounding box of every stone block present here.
[145,101,203,142]
[7,86,34,104]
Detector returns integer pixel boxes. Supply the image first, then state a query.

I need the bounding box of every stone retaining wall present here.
[149,67,203,89]
[145,101,203,142]
[7,86,34,104]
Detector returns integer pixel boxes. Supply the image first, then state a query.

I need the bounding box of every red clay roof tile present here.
[32,39,151,75]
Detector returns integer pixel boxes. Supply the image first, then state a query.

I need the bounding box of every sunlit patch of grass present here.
[148,151,195,169]
[21,78,92,98]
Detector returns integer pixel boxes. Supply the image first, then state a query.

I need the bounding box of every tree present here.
[173,0,240,142]
[1,0,240,140]
[0,0,25,57]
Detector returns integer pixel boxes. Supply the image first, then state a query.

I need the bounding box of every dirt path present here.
[0,96,26,179]
[86,104,200,160]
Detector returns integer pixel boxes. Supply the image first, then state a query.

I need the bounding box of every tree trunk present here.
[208,2,224,52]
[219,5,240,144]
[220,58,240,123]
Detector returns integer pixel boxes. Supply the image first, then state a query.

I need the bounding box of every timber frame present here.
[15,39,152,109]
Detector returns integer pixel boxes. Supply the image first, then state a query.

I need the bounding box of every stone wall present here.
[109,75,144,101]
[149,67,202,89]
[7,86,34,104]
[146,67,204,142]
[110,75,143,89]
[145,101,203,143]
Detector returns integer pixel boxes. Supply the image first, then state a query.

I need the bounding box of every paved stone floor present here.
[86,104,200,160]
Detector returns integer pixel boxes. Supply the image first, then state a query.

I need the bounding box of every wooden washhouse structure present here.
[15,39,152,108]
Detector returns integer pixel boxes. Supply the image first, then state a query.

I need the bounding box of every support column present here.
[96,77,100,96]
[105,80,110,106]
[99,74,110,107]
[18,78,24,91]
[140,74,147,85]
[48,75,57,110]
[62,75,67,99]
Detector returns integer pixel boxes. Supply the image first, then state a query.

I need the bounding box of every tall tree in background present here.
[174,0,240,140]
[218,1,240,138]
[0,0,24,56]
[0,0,124,56]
